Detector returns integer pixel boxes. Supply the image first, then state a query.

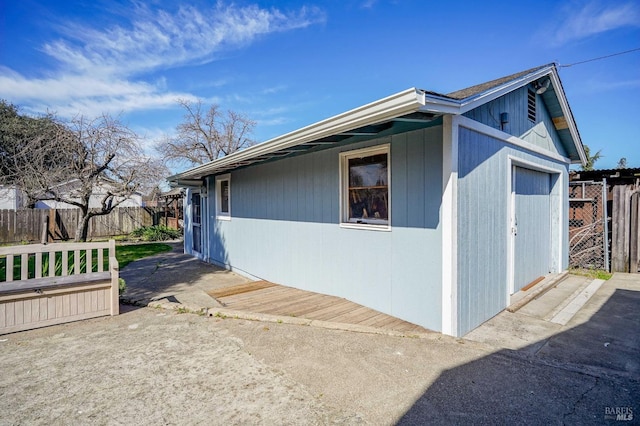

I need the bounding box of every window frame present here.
[339,144,391,231]
[215,174,231,220]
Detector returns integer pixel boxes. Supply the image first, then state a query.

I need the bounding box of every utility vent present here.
[527,89,536,122]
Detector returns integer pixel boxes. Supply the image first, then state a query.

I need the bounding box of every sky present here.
[1,0,639,172]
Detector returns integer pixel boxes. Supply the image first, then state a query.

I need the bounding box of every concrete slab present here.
[517,274,591,319]
[549,278,606,325]
[119,242,250,309]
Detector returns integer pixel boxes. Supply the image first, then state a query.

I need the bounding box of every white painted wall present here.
[0,186,25,210]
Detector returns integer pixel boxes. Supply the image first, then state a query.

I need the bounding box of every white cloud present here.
[43,4,324,77]
[361,0,378,9]
[257,117,291,126]
[0,2,325,118]
[0,67,196,117]
[549,1,640,45]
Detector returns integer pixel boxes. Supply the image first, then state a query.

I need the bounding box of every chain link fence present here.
[568,181,609,271]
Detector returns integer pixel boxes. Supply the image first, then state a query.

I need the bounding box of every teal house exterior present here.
[169,64,586,336]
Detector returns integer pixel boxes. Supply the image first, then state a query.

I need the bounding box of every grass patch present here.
[1,242,173,281]
[569,268,613,281]
[116,243,173,269]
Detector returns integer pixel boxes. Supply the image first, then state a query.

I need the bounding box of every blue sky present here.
[1,0,639,171]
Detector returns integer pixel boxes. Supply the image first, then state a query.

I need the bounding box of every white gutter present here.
[168,88,427,181]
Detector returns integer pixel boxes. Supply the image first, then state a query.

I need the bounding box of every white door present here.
[192,192,202,254]
[511,166,552,292]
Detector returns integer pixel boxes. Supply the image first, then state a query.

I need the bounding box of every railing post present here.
[109,239,119,315]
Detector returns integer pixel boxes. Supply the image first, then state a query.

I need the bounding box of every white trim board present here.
[441,115,459,337]
[550,279,605,325]
[456,115,571,164]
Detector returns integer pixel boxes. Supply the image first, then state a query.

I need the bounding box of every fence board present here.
[0,207,157,244]
[611,185,640,272]
[631,192,639,273]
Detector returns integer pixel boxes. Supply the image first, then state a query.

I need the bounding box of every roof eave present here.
[168,88,427,182]
[456,65,555,114]
[169,65,587,181]
[423,64,586,165]
[547,71,587,166]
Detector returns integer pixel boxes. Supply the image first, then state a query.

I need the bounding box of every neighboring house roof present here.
[43,178,144,195]
[159,187,184,199]
[169,64,586,184]
[570,168,640,183]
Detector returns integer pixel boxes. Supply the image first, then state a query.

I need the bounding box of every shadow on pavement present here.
[118,242,247,309]
[397,288,640,425]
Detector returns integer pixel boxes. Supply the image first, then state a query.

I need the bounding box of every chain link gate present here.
[569,180,609,271]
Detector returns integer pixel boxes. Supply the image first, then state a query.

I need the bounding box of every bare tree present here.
[1,100,69,206]
[157,99,256,167]
[1,109,167,241]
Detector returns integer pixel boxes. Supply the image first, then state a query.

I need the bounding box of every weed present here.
[130,225,181,242]
[176,307,189,314]
[569,268,612,280]
[118,278,126,295]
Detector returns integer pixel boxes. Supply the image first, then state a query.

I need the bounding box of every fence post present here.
[41,215,49,244]
[602,178,609,272]
[630,190,639,273]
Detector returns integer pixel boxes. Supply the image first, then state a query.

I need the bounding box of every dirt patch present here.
[0,306,352,425]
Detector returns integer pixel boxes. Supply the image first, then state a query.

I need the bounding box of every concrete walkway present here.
[120,242,251,310]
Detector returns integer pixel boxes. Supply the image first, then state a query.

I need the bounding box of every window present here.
[527,89,536,122]
[340,145,390,229]
[216,174,230,219]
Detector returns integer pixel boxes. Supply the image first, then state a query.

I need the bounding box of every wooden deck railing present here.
[0,240,119,334]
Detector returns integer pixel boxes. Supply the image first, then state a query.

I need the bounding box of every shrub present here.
[130,225,182,242]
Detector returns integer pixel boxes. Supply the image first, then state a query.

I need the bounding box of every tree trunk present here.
[75,212,92,242]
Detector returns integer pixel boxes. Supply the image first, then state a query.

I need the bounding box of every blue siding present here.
[456,127,569,336]
[207,126,444,331]
[464,86,566,157]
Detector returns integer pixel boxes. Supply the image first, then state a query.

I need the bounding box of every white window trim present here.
[215,174,231,220]
[339,144,391,231]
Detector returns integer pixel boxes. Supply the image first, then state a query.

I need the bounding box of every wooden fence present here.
[611,184,640,273]
[0,207,156,244]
